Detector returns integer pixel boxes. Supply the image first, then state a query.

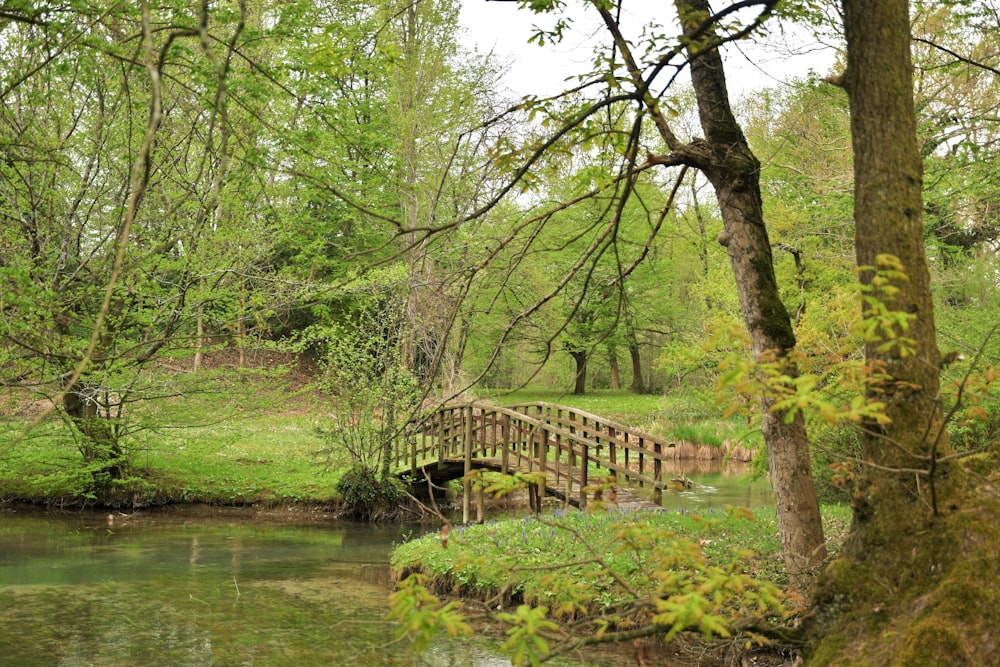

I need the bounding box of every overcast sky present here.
[457,0,839,99]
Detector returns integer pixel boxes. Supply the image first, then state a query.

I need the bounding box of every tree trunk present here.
[194,303,204,372]
[607,347,621,390]
[237,285,247,370]
[673,0,827,586]
[570,349,587,395]
[807,0,1000,662]
[628,339,645,393]
[63,384,126,481]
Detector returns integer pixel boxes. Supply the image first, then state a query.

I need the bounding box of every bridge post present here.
[501,414,510,474]
[623,432,631,484]
[437,410,445,471]
[538,426,548,500]
[490,410,498,458]
[636,435,644,489]
[608,425,617,476]
[565,437,573,502]
[477,480,484,524]
[463,404,473,525]
[653,442,663,505]
[479,409,489,457]
[411,427,418,477]
[566,412,576,501]
[580,443,589,509]
[553,425,562,487]
[567,411,576,469]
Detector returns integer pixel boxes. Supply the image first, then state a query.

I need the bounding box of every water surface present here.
[0,464,771,666]
[0,506,441,665]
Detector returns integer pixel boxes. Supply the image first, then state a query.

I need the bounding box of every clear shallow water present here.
[0,507,420,665]
[0,466,771,666]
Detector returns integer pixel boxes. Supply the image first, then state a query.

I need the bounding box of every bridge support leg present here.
[437,412,446,472]
[653,442,663,506]
[528,483,539,517]
[538,426,547,500]
[501,415,510,474]
[477,484,484,524]
[462,405,473,525]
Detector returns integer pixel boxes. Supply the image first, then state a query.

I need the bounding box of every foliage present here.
[385,574,471,653]
[498,604,559,667]
[707,248,998,513]
[334,464,405,519]
[311,267,422,481]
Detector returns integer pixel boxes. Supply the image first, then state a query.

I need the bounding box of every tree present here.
[0,2,263,488]
[583,0,828,584]
[807,0,1000,662]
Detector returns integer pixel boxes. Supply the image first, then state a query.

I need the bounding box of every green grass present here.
[0,389,345,506]
[392,503,852,611]
[139,412,341,505]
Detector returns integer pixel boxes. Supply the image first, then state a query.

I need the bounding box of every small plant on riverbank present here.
[311,277,422,493]
[335,464,404,519]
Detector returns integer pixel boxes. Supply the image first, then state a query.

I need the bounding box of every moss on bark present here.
[807,454,1000,665]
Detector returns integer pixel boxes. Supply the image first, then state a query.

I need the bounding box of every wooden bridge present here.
[394,401,690,523]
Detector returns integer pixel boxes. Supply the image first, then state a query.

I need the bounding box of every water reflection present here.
[0,507,425,666]
[623,460,774,512]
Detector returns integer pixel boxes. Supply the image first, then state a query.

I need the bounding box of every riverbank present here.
[0,402,341,508]
[0,384,757,510]
[389,503,852,666]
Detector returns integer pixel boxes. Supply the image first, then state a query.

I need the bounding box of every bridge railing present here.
[507,402,680,497]
[398,401,682,514]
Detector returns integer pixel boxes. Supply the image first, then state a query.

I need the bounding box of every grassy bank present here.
[0,392,343,507]
[0,383,754,508]
[391,504,851,613]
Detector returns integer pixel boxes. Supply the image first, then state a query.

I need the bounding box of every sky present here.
[457,0,840,99]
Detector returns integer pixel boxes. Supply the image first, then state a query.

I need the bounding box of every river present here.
[0,463,771,666]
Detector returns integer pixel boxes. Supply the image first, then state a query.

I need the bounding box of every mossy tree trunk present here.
[808,0,1000,662]
[594,0,829,585]
[63,383,127,481]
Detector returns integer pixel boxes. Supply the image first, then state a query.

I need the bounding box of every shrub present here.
[335,464,404,519]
